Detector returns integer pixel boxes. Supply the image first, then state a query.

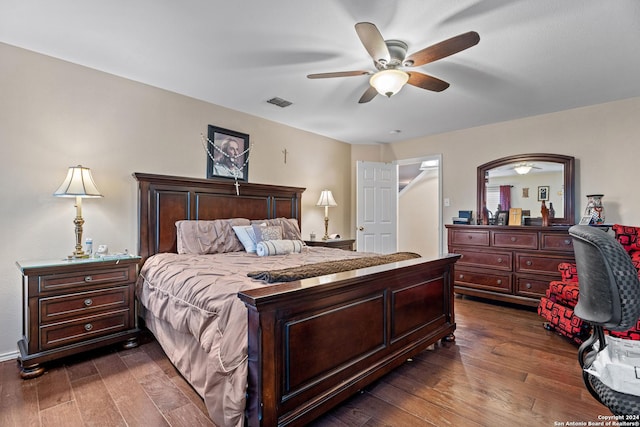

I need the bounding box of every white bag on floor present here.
[585,335,640,396]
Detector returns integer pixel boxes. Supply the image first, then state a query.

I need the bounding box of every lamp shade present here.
[316,190,337,207]
[53,165,103,198]
[369,69,409,97]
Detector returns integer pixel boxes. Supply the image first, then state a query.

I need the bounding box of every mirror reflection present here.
[477,153,575,226]
[485,161,564,221]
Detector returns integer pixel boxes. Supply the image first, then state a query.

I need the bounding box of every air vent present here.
[267,97,293,108]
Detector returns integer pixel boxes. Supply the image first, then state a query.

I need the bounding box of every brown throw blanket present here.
[247,252,421,283]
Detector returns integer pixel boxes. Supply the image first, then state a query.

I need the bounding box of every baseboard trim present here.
[0,350,19,362]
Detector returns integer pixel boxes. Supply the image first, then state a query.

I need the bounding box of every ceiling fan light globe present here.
[514,165,532,175]
[370,69,409,98]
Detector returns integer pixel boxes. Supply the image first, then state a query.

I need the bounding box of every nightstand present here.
[305,239,355,251]
[16,256,141,379]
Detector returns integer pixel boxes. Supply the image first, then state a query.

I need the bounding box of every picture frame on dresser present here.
[496,210,509,226]
[579,215,594,225]
[205,125,250,182]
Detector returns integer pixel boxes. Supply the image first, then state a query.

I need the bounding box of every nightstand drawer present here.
[40,286,131,323]
[40,309,131,350]
[39,267,132,294]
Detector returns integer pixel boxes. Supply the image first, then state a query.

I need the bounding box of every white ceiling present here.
[2,0,639,144]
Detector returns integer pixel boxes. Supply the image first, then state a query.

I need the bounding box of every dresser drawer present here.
[39,309,131,350]
[492,231,538,249]
[451,248,512,271]
[38,267,132,294]
[515,275,552,298]
[39,286,131,324]
[515,253,566,275]
[540,232,574,252]
[454,268,512,293]
[449,229,490,246]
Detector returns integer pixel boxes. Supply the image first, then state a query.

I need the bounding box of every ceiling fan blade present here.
[355,22,390,65]
[405,31,480,67]
[358,86,378,104]
[407,72,450,92]
[307,71,371,79]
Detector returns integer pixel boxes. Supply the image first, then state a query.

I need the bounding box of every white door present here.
[356,161,398,253]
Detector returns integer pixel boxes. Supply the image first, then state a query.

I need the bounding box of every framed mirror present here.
[477,153,575,226]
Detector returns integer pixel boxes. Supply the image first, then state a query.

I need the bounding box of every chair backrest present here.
[569,225,640,331]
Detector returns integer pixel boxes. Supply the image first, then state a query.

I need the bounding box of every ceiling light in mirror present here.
[514,165,532,175]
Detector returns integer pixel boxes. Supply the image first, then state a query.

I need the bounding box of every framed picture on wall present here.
[205,125,250,182]
[537,186,550,201]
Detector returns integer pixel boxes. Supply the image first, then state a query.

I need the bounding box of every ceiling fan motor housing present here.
[376,40,408,70]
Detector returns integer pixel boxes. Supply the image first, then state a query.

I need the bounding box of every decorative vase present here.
[585,194,605,224]
[541,200,549,227]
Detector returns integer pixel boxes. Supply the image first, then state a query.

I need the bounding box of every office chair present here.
[569,225,640,415]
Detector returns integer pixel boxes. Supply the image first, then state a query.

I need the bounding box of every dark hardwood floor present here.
[1,296,607,426]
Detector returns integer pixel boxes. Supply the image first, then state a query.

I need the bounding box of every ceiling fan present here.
[307,22,480,103]
[512,163,542,175]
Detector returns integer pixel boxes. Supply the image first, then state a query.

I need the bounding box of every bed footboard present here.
[238,254,460,427]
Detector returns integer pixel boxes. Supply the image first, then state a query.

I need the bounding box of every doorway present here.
[396,155,442,258]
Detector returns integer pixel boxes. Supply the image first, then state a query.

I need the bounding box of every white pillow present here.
[233,225,258,253]
[256,239,305,256]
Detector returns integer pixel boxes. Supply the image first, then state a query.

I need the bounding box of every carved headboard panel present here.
[134,173,305,261]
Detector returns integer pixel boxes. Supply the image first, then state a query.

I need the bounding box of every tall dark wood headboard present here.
[133,173,305,261]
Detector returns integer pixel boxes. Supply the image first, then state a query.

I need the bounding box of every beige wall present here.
[372,96,640,248]
[398,172,439,258]
[0,42,352,358]
[3,39,640,359]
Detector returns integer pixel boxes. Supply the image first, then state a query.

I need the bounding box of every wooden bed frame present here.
[134,173,460,427]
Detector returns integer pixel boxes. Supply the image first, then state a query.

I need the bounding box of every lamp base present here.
[323,217,330,240]
[67,253,90,260]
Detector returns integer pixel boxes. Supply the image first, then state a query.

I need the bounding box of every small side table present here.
[16,255,141,379]
[305,239,355,251]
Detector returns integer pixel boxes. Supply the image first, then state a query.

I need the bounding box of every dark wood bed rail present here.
[239,255,459,426]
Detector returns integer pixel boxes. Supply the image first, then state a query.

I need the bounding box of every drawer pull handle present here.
[84,298,93,307]
[84,276,93,282]
[496,279,502,285]
[497,257,503,263]
[459,274,464,279]
[526,283,532,289]
[511,237,516,242]
[565,239,571,245]
[84,323,93,331]
[526,260,533,266]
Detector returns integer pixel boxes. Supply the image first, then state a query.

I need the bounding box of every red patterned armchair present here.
[538,224,640,343]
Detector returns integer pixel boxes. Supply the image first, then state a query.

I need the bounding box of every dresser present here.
[16,256,141,378]
[445,224,575,307]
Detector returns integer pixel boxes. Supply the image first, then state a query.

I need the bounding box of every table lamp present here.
[53,165,103,258]
[316,190,337,240]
